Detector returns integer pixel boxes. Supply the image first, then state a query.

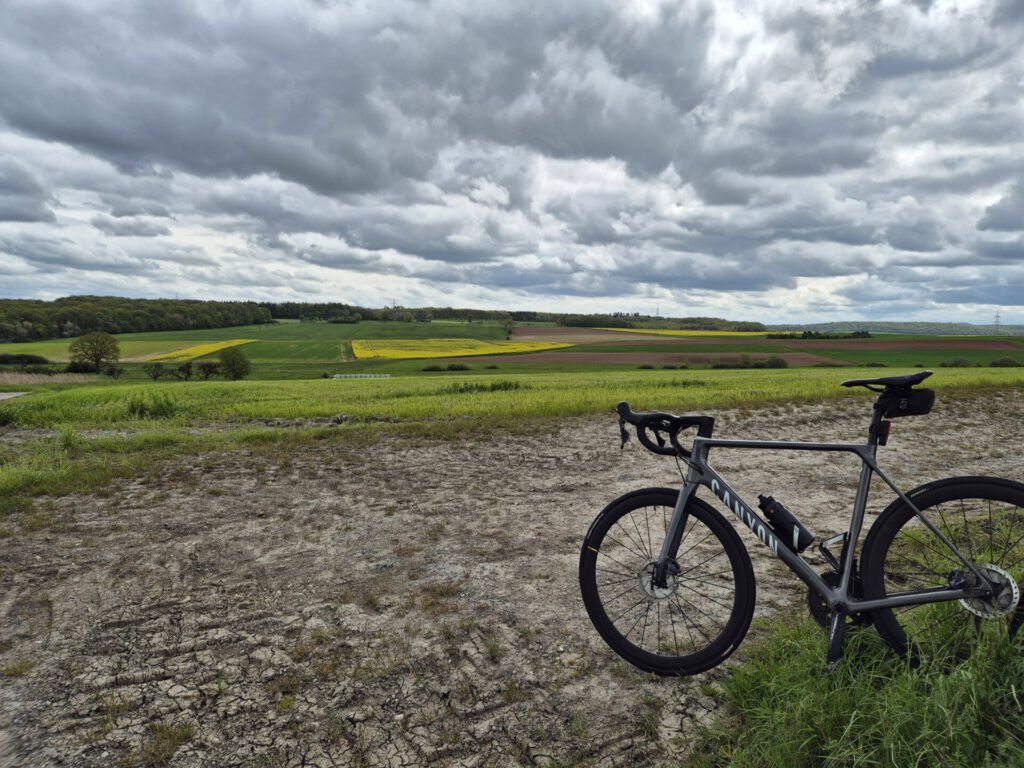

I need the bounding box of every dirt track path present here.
[1,392,1023,767]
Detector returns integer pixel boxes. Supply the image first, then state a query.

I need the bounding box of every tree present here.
[143,362,166,380]
[103,364,126,380]
[196,361,220,380]
[68,331,119,372]
[172,362,193,381]
[219,347,251,380]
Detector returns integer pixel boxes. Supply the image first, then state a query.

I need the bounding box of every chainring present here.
[808,571,872,628]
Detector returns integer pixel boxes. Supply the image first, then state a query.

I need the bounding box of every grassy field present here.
[0,319,510,364]
[3,330,1024,765]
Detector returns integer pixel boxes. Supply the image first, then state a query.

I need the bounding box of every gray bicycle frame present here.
[657,429,994,662]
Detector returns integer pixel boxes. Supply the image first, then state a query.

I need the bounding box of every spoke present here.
[676,528,715,564]
[629,511,652,560]
[998,512,1024,566]
[669,594,714,643]
[608,526,649,563]
[643,506,654,563]
[595,565,635,579]
[666,597,681,654]
[959,498,976,563]
[596,575,636,589]
[599,539,646,569]
[602,581,643,608]
[678,582,734,610]
[679,547,728,577]
[609,596,649,626]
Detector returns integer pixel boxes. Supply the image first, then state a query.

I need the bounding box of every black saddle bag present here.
[879,388,935,418]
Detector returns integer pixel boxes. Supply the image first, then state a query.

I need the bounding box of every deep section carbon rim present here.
[580,490,753,675]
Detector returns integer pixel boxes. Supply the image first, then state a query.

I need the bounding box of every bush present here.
[219,347,251,380]
[941,358,973,368]
[126,393,180,419]
[65,361,98,373]
[103,365,126,380]
[196,362,220,381]
[421,365,444,372]
[440,381,526,395]
[990,357,1021,367]
[446,363,470,371]
[764,355,789,369]
[0,354,49,365]
[143,363,166,380]
[638,364,655,370]
[662,365,678,370]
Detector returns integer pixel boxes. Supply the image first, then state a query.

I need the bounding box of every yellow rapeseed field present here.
[596,328,768,337]
[350,339,573,360]
[147,339,258,362]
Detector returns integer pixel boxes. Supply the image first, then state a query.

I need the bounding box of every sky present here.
[1,0,1023,324]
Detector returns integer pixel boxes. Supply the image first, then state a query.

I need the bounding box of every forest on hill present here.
[0,296,271,342]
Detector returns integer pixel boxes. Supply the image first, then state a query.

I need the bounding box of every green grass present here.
[0,319,509,364]
[4,367,1022,430]
[691,616,1024,768]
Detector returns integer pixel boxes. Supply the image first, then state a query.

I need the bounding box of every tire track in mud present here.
[1,391,1023,766]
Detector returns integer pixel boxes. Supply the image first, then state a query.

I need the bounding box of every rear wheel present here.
[579,488,755,676]
[861,477,1024,665]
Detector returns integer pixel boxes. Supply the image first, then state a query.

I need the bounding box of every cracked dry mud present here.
[2,392,1023,767]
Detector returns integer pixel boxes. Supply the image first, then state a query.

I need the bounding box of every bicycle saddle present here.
[840,370,932,391]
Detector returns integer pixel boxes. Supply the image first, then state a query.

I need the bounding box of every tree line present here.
[0,296,272,343]
[1,295,767,342]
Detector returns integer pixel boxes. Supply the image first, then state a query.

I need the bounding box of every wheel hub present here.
[638,561,678,601]
[958,564,1021,619]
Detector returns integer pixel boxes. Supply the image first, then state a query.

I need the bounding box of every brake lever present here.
[618,416,630,449]
[653,429,666,448]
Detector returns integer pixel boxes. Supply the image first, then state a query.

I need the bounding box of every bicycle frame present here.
[657,416,994,665]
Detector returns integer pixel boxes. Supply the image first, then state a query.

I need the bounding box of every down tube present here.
[702,466,831,598]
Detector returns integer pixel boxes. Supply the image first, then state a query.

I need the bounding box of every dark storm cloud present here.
[978,182,1024,231]
[1,0,1022,318]
[0,159,55,223]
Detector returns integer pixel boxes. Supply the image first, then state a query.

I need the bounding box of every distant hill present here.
[768,321,1024,336]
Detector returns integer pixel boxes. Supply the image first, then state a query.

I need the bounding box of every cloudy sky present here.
[1,0,1023,323]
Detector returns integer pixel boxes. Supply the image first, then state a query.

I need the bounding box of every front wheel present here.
[861,477,1024,665]
[579,488,755,676]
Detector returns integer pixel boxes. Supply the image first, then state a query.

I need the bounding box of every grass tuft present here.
[690,615,1024,768]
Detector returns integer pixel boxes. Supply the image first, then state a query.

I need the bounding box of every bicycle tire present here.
[579,488,755,676]
[861,476,1024,665]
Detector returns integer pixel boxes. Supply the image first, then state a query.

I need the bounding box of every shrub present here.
[990,357,1021,367]
[220,347,251,380]
[764,355,789,369]
[196,362,220,380]
[421,365,444,372]
[126,393,180,419]
[0,405,18,427]
[65,361,97,373]
[0,354,49,365]
[143,363,166,380]
[662,365,678,370]
[172,362,194,381]
[445,363,470,371]
[941,358,973,368]
[440,381,526,395]
[103,365,126,380]
[638,364,655,370]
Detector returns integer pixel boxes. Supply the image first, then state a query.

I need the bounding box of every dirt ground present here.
[467,351,840,366]
[2,392,1024,767]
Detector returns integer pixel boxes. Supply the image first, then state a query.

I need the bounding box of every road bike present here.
[578,371,1024,675]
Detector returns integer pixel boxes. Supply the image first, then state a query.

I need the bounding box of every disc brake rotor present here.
[638,561,678,601]
[959,564,1021,619]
